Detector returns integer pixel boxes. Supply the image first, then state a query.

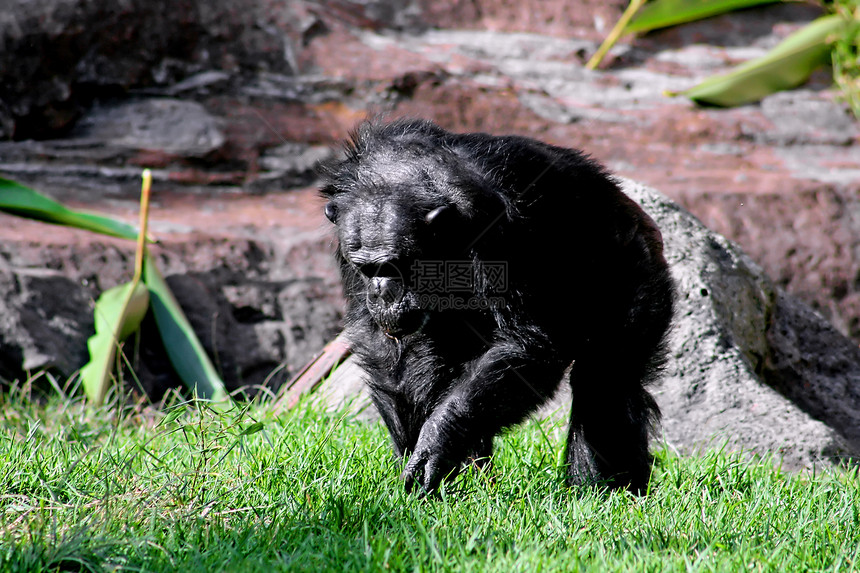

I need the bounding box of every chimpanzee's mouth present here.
[366,284,429,339]
[374,308,429,340]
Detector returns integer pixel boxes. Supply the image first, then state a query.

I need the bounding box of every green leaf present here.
[626,0,782,34]
[143,254,229,403]
[158,405,187,427]
[240,421,265,436]
[669,14,846,107]
[80,281,150,405]
[0,177,139,240]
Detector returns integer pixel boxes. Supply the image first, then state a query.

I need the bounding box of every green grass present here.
[1,381,858,573]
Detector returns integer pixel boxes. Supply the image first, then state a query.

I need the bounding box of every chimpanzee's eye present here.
[425,205,450,225]
[324,202,338,223]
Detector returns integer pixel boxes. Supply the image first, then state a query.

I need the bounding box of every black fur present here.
[319,118,675,494]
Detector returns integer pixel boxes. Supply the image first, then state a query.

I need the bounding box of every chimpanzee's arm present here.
[402,338,566,493]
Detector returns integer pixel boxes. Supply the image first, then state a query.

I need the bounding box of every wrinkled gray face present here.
[325,187,457,339]
[321,146,481,338]
[342,195,424,338]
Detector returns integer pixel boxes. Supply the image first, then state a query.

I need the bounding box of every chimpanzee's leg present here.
[566,350,662,493]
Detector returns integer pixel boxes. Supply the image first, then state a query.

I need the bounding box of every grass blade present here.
[0,177,139,240]
[668,14,846,106]
[626,0,782,34]
[80,281,150,405]
[143,254,229,403]
[240,421,265,436]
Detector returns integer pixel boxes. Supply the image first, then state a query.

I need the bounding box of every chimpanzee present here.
[318,118,675,494]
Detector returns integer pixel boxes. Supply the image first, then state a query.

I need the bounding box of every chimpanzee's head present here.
[318,120,506,338]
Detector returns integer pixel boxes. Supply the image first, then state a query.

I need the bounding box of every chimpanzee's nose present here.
[370,276,403,304]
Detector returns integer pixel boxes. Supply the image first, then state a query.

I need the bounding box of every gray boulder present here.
[624,180,857,469]
[71,99,226,158]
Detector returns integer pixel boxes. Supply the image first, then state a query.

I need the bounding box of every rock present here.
[765,291,860,451]
[70,99,225,158]
[255,142,335,190]
[0,0,314,139]
[758,90,858,147]
[1,0,196,138]
[315,180,859,470]
[623,180,857,468]
[683,186,860,342]
[417,0,625,40]
[0,267,93,381]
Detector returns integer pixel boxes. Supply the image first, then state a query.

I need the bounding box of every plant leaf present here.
[0,177,139,240]
[626,0,782,34]
[159,406,187,427]
[80,281,150,405]
[240,421,265,436]
[668,14,846,107]
[143,254,229,403]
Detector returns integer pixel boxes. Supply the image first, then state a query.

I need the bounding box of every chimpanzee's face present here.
[323,158,465,339]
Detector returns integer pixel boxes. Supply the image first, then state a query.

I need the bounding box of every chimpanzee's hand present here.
[401,420,463,495]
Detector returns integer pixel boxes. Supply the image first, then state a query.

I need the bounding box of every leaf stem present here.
[586,0,646,70]
[133,169,152,284]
